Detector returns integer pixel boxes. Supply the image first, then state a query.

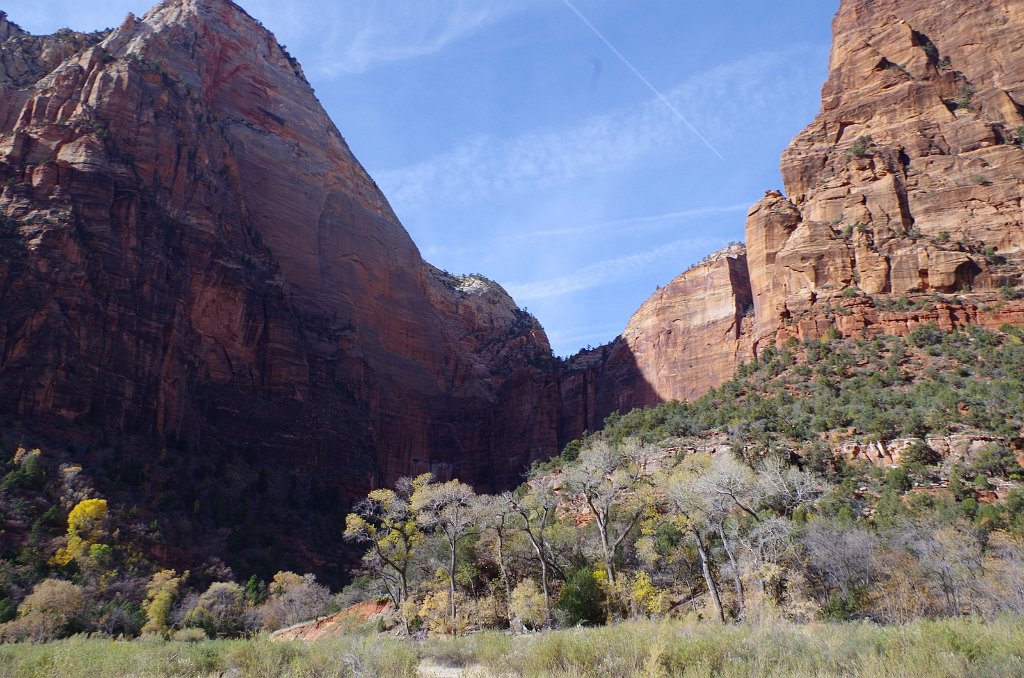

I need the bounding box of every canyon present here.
[0,0,1022,577]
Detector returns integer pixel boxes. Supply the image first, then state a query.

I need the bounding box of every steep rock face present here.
[0,0,558,574]
[556,245,754,433]
[613,244,753,403]
[564,0,1024,421]
[746,0,1024,345]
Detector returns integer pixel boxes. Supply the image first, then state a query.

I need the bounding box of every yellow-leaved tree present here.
[344,475,429,612]
[52,498,109,568]
[141,569,187,636]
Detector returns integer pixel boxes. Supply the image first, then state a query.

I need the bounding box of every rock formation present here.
[1,0,1023,578]
[568,0,1024,427]
[746,0,1024,346]
[0,0,560,576]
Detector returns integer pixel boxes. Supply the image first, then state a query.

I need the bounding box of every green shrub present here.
[555,568,606,627]
[848,135,876,158]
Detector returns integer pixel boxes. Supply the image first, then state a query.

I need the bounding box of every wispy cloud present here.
[376,46,825,211]
[559,0,725,161]
[241,0,532,75]
[508,204,750,241]
[506,236,726,302]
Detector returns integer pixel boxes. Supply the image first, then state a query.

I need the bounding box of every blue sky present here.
[15,0,839,356]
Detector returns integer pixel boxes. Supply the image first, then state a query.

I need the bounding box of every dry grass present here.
[0,617,1021,677]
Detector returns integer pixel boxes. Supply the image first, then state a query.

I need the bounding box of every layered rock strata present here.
[746,0,1024,346]
[570,0,1024,427]
[0,0,561,575]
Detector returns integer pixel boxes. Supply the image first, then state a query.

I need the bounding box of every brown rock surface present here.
[745,0,1024,348]
[560,0,1024,421]
[0,0,560,577]
[613,244,753,403]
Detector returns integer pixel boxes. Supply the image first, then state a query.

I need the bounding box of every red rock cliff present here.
[746,0,1024,346]
[562,0,1024,423]
[0,0,560,575]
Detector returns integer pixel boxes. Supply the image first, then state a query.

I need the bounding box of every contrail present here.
[559,0,726,162]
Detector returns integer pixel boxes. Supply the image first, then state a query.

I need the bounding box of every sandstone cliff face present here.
[0,0,559,574]
[746,0,1024,345]
[560,0,1024,423]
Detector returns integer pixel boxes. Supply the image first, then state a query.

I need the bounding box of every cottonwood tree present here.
[478,493,519,626]
[691,454,761,618]
[343,475,428,614]
[660,455,728,623]
[507,481,562,626]
[52,497,110,569]
[560,438,656,590]
[141,569,187,636]
[410,477,480,621]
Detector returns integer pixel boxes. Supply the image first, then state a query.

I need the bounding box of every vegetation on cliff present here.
[5,326,1022,646]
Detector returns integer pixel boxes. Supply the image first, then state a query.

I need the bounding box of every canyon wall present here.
[570,0,1024,429]
[1,0,1024,576]
[0,0,562,575]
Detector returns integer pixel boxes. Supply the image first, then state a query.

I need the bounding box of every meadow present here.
[0,616,1022,677]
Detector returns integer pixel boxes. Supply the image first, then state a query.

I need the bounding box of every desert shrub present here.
[186,582,250,638]
[970,443,1023,478]
[171,627,207,642]
[848,135,876,158]
[256,572,330,631]
[0,579,86,642]
[510,579,548,630]
[902,440,941,467]
[418,590,470,636]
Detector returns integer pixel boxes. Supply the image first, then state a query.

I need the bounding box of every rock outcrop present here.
[745,0,1024,347]
[567,0,1024,423]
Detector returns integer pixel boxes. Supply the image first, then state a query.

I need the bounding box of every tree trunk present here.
[695,531,725,623]
[717,523,745,620]
[449,536,458,626]
[526,531,552,627]
[495,527,514,627]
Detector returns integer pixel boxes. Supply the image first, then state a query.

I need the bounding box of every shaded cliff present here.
[0,0,560,578]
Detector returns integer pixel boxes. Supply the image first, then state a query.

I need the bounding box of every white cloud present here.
[506,236,726,302]
[241,0,533,75]
[509,204,751,241]
[376,46,826,211]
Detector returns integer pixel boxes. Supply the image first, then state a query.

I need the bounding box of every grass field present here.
[0,616,1022,677]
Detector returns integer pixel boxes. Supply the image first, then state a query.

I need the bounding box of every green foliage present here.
[1,448,46,491]
[1001,286,1024,300]
[848,135,877,158]
[0,634,421,677]
[970,444,1023,479]
[902,440,940,467]
[554,568,606,626]
[244,574,268,606]
[909,323,944,348]
[589,326,1024,449]
[885,467,912,493]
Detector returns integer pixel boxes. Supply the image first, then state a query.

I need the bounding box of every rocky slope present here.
[0,0,560,577]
